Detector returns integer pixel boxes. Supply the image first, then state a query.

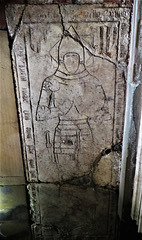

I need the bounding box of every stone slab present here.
[6,4,131,183]
[28,183,118,240]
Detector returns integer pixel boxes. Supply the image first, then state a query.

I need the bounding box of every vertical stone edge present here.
[118,0,141,223]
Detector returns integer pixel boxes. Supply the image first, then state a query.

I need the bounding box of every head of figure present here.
[63,52,80,74]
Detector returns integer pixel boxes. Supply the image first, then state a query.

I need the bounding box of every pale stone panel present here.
[6,4,131,183]
[0,31,25,183]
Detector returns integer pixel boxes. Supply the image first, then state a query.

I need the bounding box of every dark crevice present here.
[27,142,122,189]
[112,142,122,152]
[59,173,93,187]
[93,142,122,170]
[58,4,65,34]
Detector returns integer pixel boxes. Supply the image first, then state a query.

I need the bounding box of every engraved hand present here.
[36,105,50,121]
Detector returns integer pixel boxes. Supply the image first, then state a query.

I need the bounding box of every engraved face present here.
[63,52,80,74]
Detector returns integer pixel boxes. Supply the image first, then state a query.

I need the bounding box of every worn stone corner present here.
[93,151,121,187]
[5,4,26,38]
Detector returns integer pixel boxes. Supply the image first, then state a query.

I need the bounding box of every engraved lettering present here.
[26,127,32,139]
[22,88,29,103]
[27,145,35,154]
[30,171,36,179]
[29,159,35,168]
[19,65,27,81]
[23,110,30,120]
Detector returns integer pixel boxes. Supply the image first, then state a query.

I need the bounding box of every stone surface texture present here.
[93,152,121,187]
[28,183,118,240]
[6,4,131,184]
[5,3,133,240]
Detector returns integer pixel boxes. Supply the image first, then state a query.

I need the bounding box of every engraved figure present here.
[36,27,112,174]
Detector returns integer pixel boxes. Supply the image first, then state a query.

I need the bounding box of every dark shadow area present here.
[118,219,142,240]
[28,184,119,240]
[0,184,141,240]
[0,185,32,240]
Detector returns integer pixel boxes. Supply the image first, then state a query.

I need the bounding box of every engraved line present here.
[112,22,121,144]
[112,66,117,145]
[12,5,27,40]
[68,21,119,24]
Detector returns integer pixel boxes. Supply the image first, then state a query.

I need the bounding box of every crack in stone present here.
[58,4,65,34]
[66,29,117,66]
[59,173,92,186]
[58,5,117,65]
[31,142,122,186]
[55,10,129,74]
[12,5,27,41]
[92,142,122,170]
[7,4,129,188]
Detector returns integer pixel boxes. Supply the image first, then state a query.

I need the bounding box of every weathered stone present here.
[134,19,142,83]
[28,183,118,240]
[75,0,103,3]
[6,4,131,183]
[27,0,53,3]
[5,5,25,38]
[93,152,121,187]
[93,154,112,186]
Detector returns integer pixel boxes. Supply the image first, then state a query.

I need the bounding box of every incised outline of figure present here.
[36,26,113,173]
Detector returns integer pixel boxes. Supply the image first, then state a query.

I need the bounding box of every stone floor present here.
[0,185,141,240]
